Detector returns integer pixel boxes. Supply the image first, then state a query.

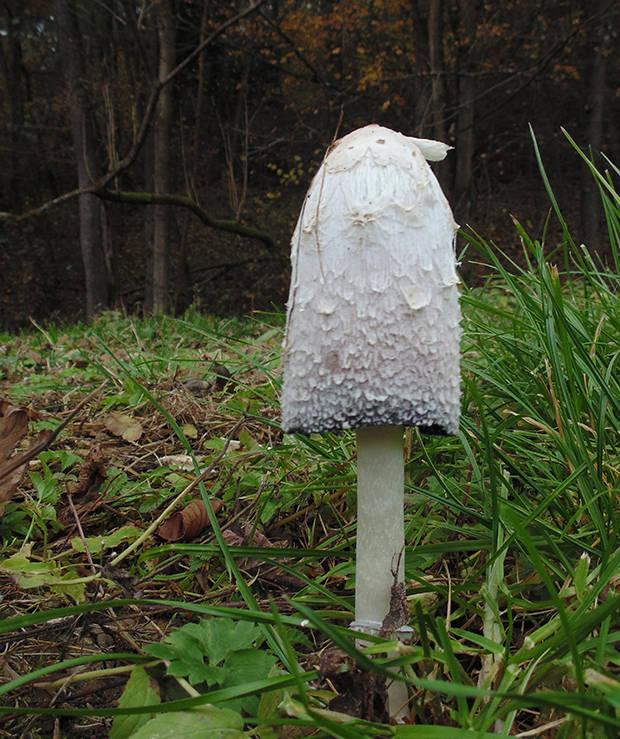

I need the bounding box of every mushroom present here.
[281,124,461,719]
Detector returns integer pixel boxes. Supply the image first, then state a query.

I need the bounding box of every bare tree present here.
[453,0,480,223]
[151,0,176,314]
[54,0,108,316]
[1,1,272,317]
[581,0,615,250]
[0,3,25,211]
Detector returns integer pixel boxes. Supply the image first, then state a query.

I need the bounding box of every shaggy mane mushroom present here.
[281,124,462,720]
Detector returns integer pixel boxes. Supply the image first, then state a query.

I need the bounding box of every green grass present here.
[0,133,618,737]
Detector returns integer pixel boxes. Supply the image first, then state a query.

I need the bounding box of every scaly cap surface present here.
[281,124,461,435]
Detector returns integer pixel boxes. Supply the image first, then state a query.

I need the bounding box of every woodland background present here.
[0,0,618,329]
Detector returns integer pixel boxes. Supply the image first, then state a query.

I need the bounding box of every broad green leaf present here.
[223,649,277,686]
[256,664,286,739]
[49,566,87,603]
[144,617,271,702]
[110,665,160,739]
[0,551,57,587]
[239,430,260,452]
[219,649,278,713]
[146,633,224,687]
[200,618,263,665]
[130,705,244,738]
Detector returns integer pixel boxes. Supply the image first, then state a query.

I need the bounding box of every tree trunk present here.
[427,0,451,194]
[144,132,155,313]
[581,0,612,251]
[151,0,175,314]
[172,0,212,313]
[0,3,25,211]
[428,0,446,144]
[54,0,108,317]
[453,0,479,224]
[410,0,431,136]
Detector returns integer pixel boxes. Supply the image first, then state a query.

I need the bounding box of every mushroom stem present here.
[354,424,409,719]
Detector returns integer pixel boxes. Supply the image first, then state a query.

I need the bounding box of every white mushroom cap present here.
[281,124,461,436]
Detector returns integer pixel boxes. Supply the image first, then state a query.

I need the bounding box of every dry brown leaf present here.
[1,387,103,516]
[0,404,30,513]
[104,412,143,442]
[241,521,272,547]
[0,466,27,510]
[157,499,223,542]
[0,406,29,459]
[222,528,244,547]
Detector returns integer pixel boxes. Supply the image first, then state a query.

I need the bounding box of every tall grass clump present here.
[444,131,619,734]
[0,133,617,737]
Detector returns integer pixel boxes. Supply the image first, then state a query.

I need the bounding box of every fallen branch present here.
[99,189,274,249]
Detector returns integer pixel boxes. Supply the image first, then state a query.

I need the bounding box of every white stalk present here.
[354,424,408,720]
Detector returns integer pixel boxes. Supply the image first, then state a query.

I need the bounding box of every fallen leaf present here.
[0,405,29,460]
[104,412,143,442]
[158,499,223,542]
[160,454,208,471]
[181,423,198,439]
[2,388,101,515]
[221,523,305,590]
[0,404,30,513]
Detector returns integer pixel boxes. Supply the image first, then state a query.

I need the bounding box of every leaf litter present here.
[0,313,355,736]
[1,295,616,736]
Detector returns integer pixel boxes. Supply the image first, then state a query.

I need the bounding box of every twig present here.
[66,492,96,574]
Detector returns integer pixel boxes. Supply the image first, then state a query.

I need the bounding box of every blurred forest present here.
[0,0,618,329]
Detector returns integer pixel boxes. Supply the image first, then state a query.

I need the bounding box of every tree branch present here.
[98,189,274,249]
[0,1,268,223]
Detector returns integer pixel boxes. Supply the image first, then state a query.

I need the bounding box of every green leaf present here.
[201,618,263,665]
[145,617,273,707]
[71,525,143,554]
[574,552,590,602]
[256,663,286,739]
[0,550,86,602]
[110,665,160,739]
[0,550,56,587]
[219,649,278,713]
[146,633,224,687]
[129,705,244,738]
[239,430,260,452]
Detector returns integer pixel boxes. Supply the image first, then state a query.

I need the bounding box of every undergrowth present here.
[0,132,617,737]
